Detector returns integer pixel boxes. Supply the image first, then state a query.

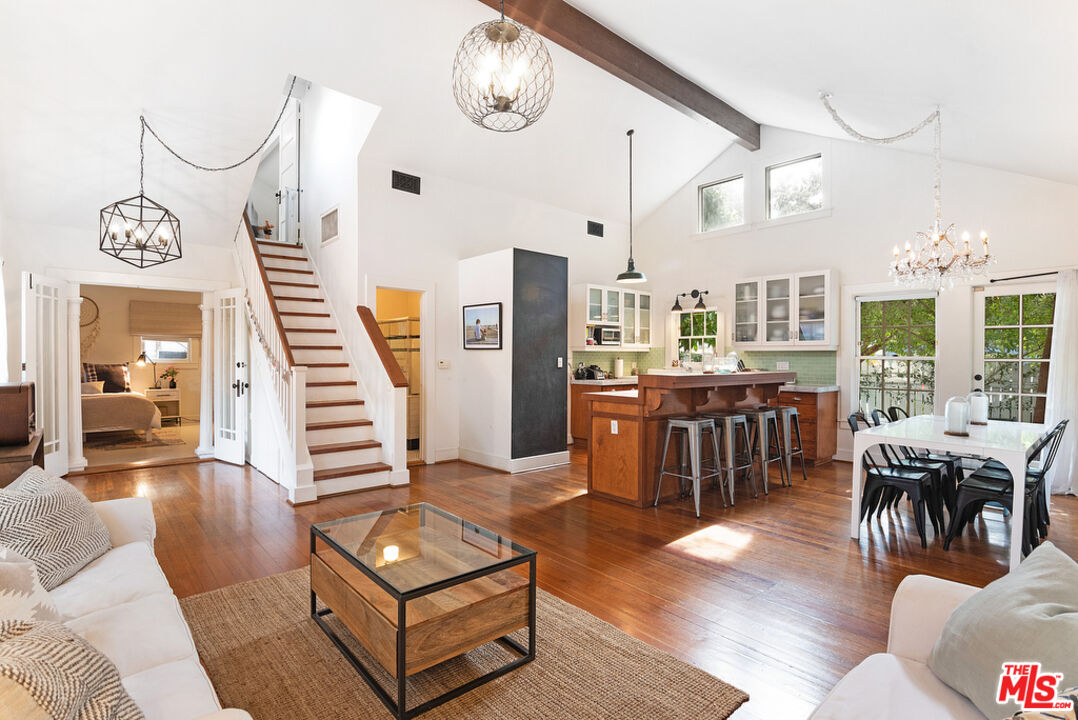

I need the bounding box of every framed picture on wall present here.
[462,302,502,350]
[320,206,339,245]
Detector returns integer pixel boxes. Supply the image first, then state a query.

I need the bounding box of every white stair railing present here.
[235,213,314,502]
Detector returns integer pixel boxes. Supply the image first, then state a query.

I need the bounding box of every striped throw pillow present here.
[0,468,110,591]
[0,620,144,720]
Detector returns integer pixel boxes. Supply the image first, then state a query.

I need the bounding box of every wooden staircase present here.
[254,239,392,493]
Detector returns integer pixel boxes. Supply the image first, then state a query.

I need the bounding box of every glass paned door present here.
[587,287,603,323]
[21,273,69,475]
[605,289,620,324]
[734,281,759,343]
[214,289,248,464]
[638,294,650,345]
[797,273,827,342]
[622,292,636,344]
[976,289,1056,422]
[764,278,791,343]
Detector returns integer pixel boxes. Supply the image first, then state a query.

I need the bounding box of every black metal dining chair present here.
[868,409,950,532]
[848,412,936,548]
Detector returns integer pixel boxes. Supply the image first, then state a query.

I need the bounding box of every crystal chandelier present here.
[452,0,554,132]
[821,93,994,289]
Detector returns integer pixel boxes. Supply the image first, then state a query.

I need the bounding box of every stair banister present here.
[356,306,410,483]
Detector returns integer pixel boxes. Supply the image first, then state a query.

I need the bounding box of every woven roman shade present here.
[128,301,201,337]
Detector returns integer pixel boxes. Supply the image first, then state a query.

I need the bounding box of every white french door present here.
[21,272,69,475]
[213,289,248,464]
[277,96,301,245]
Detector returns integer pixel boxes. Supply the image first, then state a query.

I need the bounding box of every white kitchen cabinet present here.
[571,284,652,350]
[730,269,838,350]
[621,289,651,349]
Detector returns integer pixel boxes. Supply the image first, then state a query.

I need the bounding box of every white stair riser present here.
[285,330,339,345]
[305,365,352,383]
[276,299,327,313]
[262,256,309,271]
[293,349,345,365]
[272,283,322,300]
[257,242,306,258]
[314,471,391,497]
[311,447,382,470]
[305,384,361,402]
[280,314,334,330]
[266,269,314,284]
[306,404,368,424]
[306,425,374,444]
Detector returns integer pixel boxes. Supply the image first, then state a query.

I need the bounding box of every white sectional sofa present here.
[811,574,985,719]
[48,497,251,720]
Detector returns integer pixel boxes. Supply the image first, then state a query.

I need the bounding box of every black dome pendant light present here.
[616,129,646,284]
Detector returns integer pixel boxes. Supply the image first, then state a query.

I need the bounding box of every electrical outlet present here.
[610,420,618,435]
[557,357,563,368]
[776,361,790,370]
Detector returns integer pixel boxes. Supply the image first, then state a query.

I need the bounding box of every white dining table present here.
[850,415,1050,570]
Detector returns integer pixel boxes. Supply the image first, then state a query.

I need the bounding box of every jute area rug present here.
[180,568,748,720]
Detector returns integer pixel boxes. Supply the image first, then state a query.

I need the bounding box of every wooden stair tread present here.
[309,440,381,454]
[271,281,320,288]
[293,344,344,350]
[260,253,309,261]
[306,399,365,408]
[307,419,374,431]
[257,241,303,249]
[307,380,354,387]
[264,267,314,274]
[274,296,324,302]
[284,327,336,333]
[313,462,393,481]
[305,362,349,368]
[279,311,331,317]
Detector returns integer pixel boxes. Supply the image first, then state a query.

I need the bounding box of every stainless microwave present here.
[600,327,621,344]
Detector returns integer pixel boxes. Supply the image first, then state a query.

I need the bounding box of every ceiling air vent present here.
[391,170,421,195]
[587,221,604,237]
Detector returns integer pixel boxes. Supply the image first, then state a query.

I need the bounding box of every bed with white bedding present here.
[81,391,162,440]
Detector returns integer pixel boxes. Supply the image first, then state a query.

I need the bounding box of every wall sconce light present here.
[671,289,709,312]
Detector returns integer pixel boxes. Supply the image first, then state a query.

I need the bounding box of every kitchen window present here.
[677,309,719,363]
[976,289,1056,423]
[856,296,936,416]
[698,175,745,232]
[766,154,823,220]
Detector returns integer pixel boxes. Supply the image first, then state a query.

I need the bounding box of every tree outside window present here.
[767,155,823,219]
[678,309,719,364]
[982,292,1055,422]
[699,176,744,232]
[857,297,936,416]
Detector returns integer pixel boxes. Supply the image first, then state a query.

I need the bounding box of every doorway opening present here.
[375,288,423,466]
[79,284,203,468]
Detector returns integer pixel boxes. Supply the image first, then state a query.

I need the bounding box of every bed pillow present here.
[80,381,104,395]
[0,467,111,591]
[0,547,61,622]
[89,363,130,393]
[928,542,1078,718]
[0,620,145,720]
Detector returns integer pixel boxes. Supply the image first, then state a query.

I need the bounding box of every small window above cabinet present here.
[729,269,838,350]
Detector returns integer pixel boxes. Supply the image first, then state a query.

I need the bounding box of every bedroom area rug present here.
[180,568,749,720]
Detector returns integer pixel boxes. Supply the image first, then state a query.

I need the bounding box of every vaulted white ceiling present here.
[0,0,733,248]
[568,0,1078,184]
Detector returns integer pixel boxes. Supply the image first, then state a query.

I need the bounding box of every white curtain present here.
[0,257,7,383]
[1046,269,1078,494]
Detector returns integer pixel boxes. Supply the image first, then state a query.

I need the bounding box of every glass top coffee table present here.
[310,503,537,720]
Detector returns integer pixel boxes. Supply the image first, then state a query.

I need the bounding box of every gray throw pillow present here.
[0,620,145,720]
[0,547,61,622]
[928,542,1078,718]
[0,468,111,591]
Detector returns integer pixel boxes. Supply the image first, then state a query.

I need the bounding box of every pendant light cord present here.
[138,75,298,185]
[627,128,634,260]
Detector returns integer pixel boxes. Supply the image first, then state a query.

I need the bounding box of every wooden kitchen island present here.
[585,370,796,507]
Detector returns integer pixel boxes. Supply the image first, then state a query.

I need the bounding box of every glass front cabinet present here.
[572,284,652,350]
[730,269,837,350]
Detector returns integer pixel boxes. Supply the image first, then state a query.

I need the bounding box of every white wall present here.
[636,125,1078,459]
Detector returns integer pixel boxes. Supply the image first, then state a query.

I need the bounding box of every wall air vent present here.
[587,221,604,237]
[391,170,421,195]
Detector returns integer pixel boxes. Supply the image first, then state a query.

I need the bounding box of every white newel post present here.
[66,293,86,472]
[290,365,316,504]
[195,303,214,458]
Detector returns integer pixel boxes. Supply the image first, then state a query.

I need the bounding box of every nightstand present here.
[145,388,181,426]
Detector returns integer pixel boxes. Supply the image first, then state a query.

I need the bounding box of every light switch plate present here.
[611,420,618,434]
[557,357,563,368]
[776,361,790,370]
[438,359,451,370]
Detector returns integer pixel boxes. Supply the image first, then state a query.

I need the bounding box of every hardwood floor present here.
[68,450,1078,719]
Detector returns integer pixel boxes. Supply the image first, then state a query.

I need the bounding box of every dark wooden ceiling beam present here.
[476,0,760,150]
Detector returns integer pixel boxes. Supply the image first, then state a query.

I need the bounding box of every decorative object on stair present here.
[100,76,299,268]
[616,129,646,284]
[820,92,994,290]
[452,0,554,132]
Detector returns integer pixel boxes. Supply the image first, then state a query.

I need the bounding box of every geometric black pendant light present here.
[99,117,181,268]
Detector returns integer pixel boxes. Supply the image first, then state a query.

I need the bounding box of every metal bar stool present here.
[654,417,724,517]
[741,408,788,493]
[704,412,757,505]
[769,405,808,484]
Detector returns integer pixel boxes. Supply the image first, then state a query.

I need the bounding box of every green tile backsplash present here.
[739,351,837,385]
[570,347,665,375]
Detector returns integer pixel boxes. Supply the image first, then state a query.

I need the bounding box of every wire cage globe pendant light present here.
[617,129,646,284]
[452,0,554,132]
[99,117,181,268]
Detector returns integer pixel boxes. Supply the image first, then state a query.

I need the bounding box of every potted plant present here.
[159,367,179,389]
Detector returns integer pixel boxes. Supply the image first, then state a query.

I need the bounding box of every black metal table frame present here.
[309,504,537,720]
